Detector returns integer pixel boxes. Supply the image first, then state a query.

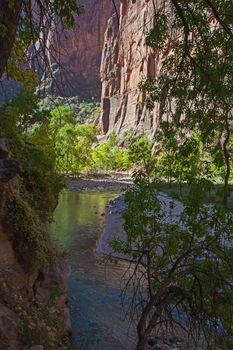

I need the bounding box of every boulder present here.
[34,258,71,304]
[34,258,72,334]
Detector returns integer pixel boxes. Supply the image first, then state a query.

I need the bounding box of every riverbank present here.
[67,173,133,192]
[97,192,184,257]
[96,192,188,350]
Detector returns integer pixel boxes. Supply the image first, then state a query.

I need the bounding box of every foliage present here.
[55,122,98,173]
[40,96,101,124]
[0,89,64,271]
[150,126,209,186]
[111,175,233,349]
[128,134,154,172]
[0,95,63,221]
[0,0,83,79]
[49,106,76,135]
[7,195,56,273]
[140,0,233,203]
[30,105,99,174]
[3,88,45,133]
[31,107,134,174]
[6,39,38,90]
[92,133,132,171]
[17,301,71,350]
[0,281,71,349]
[109,3,233,347]
[16,142,64,220]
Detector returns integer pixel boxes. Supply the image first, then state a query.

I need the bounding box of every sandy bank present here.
[96,192,184,259]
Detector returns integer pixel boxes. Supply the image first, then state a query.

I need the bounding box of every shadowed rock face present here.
[0,303,20,350]
[0,139,71,349]
[34,258,72,334]
[0,159,19,183]
[100,0,163,138]
[43,0,119,100]
[0,139,19,183]
[0,139,9,159]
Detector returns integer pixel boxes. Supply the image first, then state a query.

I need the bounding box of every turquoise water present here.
[48,190,136,350]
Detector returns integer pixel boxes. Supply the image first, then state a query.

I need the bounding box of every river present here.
[48,189,136,350]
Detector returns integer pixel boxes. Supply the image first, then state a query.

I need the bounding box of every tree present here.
[0,1,22,77]
[128,135,154,174]
[139,0,233,203]
[3,88,43,132]
[110,3,233,348]
[92,132,132,171]
[0,0,82,79]
[111,175,233,350]
[55,123,98,174]
[49,106,76,136]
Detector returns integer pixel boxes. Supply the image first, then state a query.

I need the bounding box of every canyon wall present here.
[0,0,119,103]
[43,0,119,99]
[100,0,162,137]
[0,139,71,349]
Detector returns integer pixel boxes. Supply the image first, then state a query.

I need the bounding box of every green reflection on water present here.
[48,189,135,350]
[49,189,116,256]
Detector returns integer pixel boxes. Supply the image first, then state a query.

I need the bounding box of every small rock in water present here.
[101,213,105,216]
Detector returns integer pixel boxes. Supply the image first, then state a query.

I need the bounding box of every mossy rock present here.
[7,195,56,273]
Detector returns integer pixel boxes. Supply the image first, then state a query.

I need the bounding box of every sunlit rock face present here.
[43,0,119,100]
[100,0,163,138]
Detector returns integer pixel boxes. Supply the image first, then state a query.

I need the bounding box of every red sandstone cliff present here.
[100,0,163,137]
[44,0,119,99]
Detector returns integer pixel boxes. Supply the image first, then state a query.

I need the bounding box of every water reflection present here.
[48,190,136,350]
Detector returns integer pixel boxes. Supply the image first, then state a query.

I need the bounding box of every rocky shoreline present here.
[67,173,133,192]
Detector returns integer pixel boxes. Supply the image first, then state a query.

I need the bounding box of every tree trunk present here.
[0,0,23,78]
[136,337,148,350]
[223,119,230,205]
